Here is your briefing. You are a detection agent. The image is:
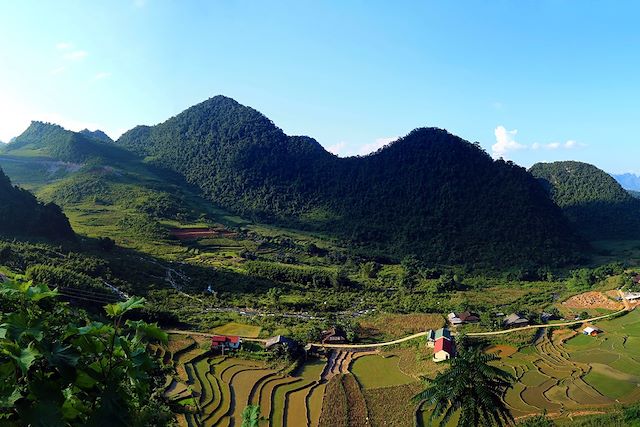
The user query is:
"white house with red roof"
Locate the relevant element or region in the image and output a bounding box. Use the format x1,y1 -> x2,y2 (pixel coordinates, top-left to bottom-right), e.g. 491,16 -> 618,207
211,335 -> 241,350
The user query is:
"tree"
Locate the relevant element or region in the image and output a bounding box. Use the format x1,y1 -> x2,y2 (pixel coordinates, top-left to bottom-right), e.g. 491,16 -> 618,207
241,404 -> 266,427
266,287 -> 282,309
413,345 -> 515,427
0,278 -> 171,425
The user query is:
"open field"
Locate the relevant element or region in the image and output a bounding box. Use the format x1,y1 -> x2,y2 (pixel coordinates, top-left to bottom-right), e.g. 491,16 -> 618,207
211,322 -> 262,338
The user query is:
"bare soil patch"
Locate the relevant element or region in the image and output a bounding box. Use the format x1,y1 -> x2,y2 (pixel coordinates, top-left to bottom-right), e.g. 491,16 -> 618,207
562,291 -> 623,311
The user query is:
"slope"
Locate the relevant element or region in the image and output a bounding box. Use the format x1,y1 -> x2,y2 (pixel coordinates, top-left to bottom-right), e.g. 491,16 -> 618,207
530,161 -> 640,241
0,168 -> 73,240
116,95 -> 580,267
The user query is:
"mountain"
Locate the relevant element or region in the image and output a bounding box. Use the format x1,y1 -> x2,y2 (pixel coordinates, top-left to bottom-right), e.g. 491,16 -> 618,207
612,173 -> 640,192
0,168 -> 74,239
1,121 -> 127,163
80,128 -> 113,143
0,122 -> 224,244
116,95 -> 581,267
530,161 -> 640,240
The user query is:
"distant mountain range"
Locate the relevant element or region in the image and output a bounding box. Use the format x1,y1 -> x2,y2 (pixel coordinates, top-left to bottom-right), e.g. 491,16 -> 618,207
6,95 -> 640,267
612,173 -> 640,192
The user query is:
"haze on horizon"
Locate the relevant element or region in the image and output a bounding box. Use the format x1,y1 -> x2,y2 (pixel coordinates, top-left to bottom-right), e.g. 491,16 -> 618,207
1,1 -> 639,173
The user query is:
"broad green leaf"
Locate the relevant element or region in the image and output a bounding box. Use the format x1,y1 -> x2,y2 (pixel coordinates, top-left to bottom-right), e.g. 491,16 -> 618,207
75,370 -> 98,390
5,343 -> 40,375
45,342 -> 79,369
0,387 -> 21,408
125,319 -> 168,344
104,296 -> 145,318
0,313 -> 44,342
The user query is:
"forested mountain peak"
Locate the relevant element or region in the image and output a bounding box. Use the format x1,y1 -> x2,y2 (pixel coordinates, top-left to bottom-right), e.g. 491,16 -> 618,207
4,121 -> 130,163
80,128 -> 113,143
530,161 -> 640,240
0,168 -> 74,239
114,96 -> 581,266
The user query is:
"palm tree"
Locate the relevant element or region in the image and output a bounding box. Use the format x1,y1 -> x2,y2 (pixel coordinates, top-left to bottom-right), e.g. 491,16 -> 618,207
241,405 -> 266,427
413,345 -> 515,426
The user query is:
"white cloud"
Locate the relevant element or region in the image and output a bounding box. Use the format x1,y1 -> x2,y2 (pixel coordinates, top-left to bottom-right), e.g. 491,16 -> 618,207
492,126 -> 524,159
64,50 -> 88,60
327,141 -> 346,156
356,136 -> 398,156
93,72 -> 112,80
56,42 -> 72,50
565,140 -> 577,148
492,125 -> 583,159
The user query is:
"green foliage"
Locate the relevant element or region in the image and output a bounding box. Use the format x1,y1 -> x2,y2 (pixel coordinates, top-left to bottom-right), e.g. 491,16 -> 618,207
530,161 -> 640,240
413,345 -> 515,427
0,168 -> 74,240
0,278 -> 172,425
115,96 -> 581,267
241,404 -> 265,427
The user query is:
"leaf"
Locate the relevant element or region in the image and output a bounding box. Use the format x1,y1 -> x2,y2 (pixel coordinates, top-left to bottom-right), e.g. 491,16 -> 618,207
61,387 -> 88,421
0,280 -> 57,302
45,341 -> 79,369
0,312 -> 44,342
0,342 -> 39,375
104,296 -> 145,318
75,370 -> 98,390
0,387 -> 21,409
125,319 -> 168,344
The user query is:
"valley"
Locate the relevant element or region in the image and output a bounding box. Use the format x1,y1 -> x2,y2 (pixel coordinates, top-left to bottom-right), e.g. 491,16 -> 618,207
1,100 -> 640,426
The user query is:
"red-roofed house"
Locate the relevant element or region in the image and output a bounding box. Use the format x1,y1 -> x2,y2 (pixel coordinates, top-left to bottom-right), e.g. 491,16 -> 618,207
211,335 -> 241,351
433,337 -> 455,362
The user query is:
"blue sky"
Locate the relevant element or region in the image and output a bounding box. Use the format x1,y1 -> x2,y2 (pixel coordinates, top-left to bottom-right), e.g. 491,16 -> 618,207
0,1 -> 639,173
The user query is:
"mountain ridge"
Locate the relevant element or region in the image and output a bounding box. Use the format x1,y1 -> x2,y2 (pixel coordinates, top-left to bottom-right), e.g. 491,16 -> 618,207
114,95 -> 582,266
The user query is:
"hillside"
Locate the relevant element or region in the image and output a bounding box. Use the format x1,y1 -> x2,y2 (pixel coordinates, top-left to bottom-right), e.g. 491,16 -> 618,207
0,123 -> 225,249
116,96 -> 581,267
0,168 -> 73,239
530,161 -> 640,240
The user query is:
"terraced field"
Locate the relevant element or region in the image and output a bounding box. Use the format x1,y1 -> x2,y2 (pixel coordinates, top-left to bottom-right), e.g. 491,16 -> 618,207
497,309 -> 640,419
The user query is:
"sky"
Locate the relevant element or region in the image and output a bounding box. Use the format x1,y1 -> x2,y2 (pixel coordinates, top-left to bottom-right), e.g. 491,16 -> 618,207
0,1 -> 639,173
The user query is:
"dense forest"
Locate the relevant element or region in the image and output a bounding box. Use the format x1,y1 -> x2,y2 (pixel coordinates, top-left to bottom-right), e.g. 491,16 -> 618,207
530,161 -> 640,240
0,168 -> 74,240
115,96 -> 581,267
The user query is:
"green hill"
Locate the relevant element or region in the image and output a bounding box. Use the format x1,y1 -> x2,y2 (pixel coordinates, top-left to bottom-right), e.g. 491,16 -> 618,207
0,123 -> 222,248
116,95 -> 581,267
530,161 -> 640,240
0,168 -> 73,240
1,121 -> 127,163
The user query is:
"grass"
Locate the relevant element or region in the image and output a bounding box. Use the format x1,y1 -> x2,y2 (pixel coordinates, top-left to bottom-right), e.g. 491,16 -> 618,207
357,312 -> 445,342
351,355 -> 416,389
584,370 -> 638,400
211,322 -> 262,338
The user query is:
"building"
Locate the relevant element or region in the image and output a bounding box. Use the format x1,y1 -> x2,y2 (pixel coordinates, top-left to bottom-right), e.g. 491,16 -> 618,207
624,292 -> 640,301
582,326 -> 601,336
503,313 -> 530,328
265,335 -> 297,350
211,335 -> 241,350
425,329 -> 436,348
447,312 -> 480,326
433,336 -> 455,362
320,327 -> 347,345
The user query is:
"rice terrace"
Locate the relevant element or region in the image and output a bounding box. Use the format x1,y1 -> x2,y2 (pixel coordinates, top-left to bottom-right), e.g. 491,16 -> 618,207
158,298 -> 640,427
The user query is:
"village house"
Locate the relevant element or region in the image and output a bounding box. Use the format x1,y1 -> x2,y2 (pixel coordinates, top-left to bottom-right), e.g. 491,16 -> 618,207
582,326 -> 601,337
447,311 -> 480,326
265,335 -> 297,350
503,313 -> 530,328
426,327 -> 451,348
320,327 -> 348,345
211,335 -> 241,351
624,292 -> 640,302
433,336 -> 455,362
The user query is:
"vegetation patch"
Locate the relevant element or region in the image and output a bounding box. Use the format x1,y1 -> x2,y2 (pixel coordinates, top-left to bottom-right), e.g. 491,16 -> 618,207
211,322 -> 262,338
351,355 -> 416,389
